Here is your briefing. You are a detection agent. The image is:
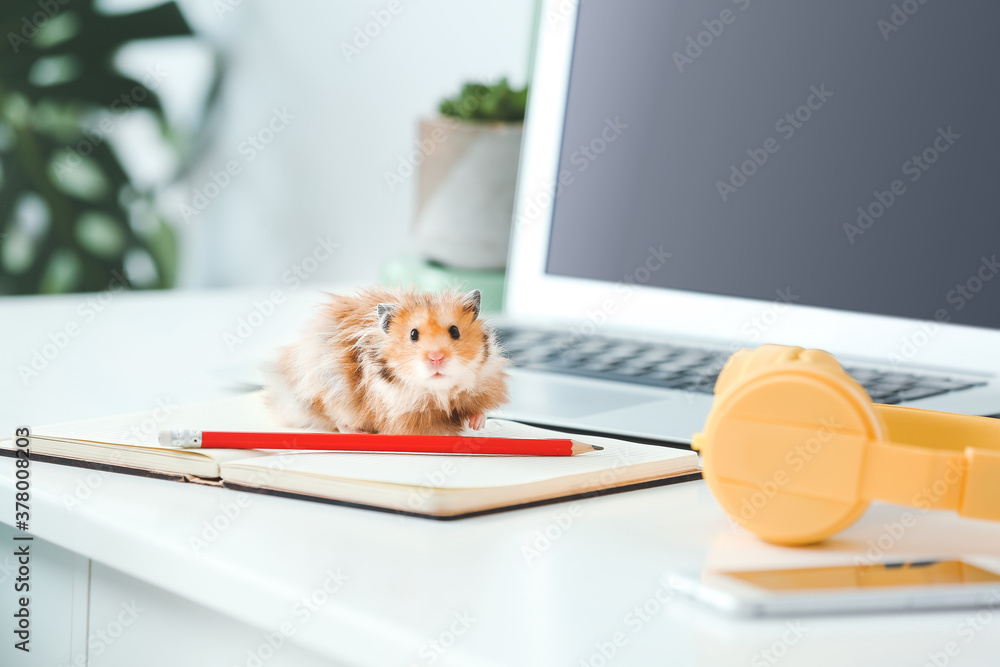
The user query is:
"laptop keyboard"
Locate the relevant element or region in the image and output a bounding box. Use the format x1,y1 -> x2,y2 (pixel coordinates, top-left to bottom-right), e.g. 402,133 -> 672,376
496,327 -> 986,405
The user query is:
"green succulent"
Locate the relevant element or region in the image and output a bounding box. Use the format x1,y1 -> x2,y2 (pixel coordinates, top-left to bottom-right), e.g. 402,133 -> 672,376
438,78 -> 528,123
0,0 -> 218,294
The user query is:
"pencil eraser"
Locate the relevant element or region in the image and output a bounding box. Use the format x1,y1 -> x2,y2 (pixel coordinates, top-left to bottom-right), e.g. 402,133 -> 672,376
159,429 -> 202,448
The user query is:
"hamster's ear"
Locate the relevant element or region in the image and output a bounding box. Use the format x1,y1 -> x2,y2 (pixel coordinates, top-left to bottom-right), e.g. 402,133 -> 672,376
461,289 -> 482,320
376,303 -> 397,333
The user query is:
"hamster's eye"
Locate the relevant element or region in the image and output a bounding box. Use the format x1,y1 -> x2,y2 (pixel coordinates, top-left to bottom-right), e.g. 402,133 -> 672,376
409,329 -> 419,342
448,325 -> 460,340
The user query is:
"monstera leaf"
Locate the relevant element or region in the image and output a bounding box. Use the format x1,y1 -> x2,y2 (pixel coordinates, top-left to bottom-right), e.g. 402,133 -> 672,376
0,0 -> 216,294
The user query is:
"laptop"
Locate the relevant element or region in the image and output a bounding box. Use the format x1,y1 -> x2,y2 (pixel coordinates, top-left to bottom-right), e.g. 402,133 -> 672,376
494,0 -> 1000,445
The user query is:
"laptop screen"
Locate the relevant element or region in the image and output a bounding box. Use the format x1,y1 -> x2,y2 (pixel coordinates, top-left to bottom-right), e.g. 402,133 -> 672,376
545,0 -> 1000,330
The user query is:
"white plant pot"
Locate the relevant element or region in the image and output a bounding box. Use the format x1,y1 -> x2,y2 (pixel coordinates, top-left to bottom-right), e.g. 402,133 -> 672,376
413,117 -> 522,270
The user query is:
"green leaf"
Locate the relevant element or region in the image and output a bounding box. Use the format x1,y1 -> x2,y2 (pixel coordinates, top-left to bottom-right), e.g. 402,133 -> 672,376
136,214 -> 178,288
38,246 -> 81,293
438,78 -> 529,123
0,0 -> 219,295
75,210 -> 125,259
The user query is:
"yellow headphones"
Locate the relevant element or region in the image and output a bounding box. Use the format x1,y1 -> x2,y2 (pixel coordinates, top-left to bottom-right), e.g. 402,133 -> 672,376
692,345 -> 1000,546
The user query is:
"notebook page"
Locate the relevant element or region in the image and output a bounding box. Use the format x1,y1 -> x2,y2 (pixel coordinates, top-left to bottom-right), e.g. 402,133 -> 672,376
27,392 -> 310,463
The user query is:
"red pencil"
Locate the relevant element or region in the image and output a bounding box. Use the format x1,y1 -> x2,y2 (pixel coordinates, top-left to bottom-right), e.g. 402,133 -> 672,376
158,429 -> 602,456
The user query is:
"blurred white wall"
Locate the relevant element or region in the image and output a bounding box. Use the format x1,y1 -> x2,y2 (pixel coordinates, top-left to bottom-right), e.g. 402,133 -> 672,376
159,0 -> 534,289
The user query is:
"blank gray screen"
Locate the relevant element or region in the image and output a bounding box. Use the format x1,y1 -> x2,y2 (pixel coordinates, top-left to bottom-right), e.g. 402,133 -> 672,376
545,0 -> 1000,329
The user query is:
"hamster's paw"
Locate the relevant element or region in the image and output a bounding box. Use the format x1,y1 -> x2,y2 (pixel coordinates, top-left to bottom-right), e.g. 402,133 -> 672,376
336,421 -> 367,434
468,413 -> 486,431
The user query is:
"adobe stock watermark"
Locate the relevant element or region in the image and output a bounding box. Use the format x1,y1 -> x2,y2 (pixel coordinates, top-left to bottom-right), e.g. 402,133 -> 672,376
578,576 -> 676,667
230,454 -> 299,491
521,504 -> 584,565
522,448 -> 632,565
514,116 -> 629,229
738,287 -> 801,342
7,0 -> 72,53
234,567 -> 350,667
340,0 -> 404,63
384,86 -> 576,193
677,286 -> 800,409
545,0 -> 586,27
199,455 -> 302,553
877,0 -> 934,42
398,434 -> 541,521
884,253 -> 997,369
188,455 -> 301,554
919,590 -> 1000,667
384,84 -> 499,192
178,107 -> 295,222
17,269 -> 131,385
57,600 -> 144,667
61,399 -> 174,512
0,556 -> 17,586
844,126 -> 959,245
212,0 -> 249,21
59,452 -> 122,512
551,243 -> 671,352
384,118 -> 457,193
223,235 -> 340,353
51,65 -> 170,180
404,611 -> 477,667
853,457 -> 964,566
751,621 -> 808,667
941,255 -> 998,314
716,84 -> 834,203
188,491 -> 253,556
672,0 -> 756,74
405,459 -> 460,512
727,417 -> 842,530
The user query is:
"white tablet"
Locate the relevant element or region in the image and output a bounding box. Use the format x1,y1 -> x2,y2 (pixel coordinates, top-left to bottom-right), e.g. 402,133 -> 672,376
668,560 -> 1000,617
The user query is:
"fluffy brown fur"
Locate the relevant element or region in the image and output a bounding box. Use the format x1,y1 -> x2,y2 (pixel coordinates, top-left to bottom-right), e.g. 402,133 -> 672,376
265,287 -> 509,435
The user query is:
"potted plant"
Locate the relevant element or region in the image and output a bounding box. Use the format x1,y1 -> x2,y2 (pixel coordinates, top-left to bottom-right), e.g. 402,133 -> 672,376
411,78 -> 528,271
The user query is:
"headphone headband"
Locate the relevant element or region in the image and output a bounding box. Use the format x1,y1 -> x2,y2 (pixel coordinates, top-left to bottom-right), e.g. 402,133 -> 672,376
870,404 -> 1000,521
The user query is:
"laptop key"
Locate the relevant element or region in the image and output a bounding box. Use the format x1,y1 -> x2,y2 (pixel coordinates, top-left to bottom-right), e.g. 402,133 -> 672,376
604,348 -> 641,362
635,352 -> 681,365
653,355 -> 707,371
914,377 -> 981,391
894,386 -> 950,402
590,363 -> 626,373
570,335 -> 612,348
846,367 -> 882,381
877,372 -> 921,386
515,351 -> 561,365
646,368 -> 688,381
546,357 -> 587,370
610,364 -> 655,377
674,379 -> 715,393
863,380 -> 906,393
616,356 -> 659,370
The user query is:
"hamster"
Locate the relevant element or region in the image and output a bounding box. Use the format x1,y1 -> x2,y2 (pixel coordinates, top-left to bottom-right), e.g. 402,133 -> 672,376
265,287 -> 509,436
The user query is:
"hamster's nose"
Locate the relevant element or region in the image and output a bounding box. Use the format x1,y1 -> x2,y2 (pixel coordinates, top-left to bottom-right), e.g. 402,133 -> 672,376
427,350 -> 445,366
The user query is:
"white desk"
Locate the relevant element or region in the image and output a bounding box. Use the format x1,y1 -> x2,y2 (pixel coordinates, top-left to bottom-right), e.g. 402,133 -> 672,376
2,288 -> 1000,666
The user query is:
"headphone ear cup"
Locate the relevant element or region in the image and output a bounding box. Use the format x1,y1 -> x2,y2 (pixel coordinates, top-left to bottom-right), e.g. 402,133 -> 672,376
714,345 -> 804,398
700,345 -> 878,545
798,348 -> 849,377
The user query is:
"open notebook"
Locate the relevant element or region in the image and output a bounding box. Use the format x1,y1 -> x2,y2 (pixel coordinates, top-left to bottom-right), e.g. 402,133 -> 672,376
0,393 -> 700,519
